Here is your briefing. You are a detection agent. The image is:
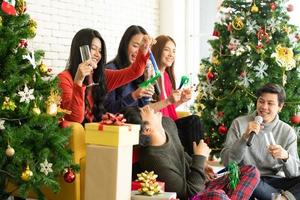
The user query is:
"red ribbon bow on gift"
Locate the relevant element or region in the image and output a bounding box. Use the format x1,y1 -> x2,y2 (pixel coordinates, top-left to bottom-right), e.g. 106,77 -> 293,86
98,112 -> 126,131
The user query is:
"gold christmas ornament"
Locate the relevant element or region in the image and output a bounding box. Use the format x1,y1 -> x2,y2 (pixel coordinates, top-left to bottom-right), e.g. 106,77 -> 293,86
232,17 -> 244,30
28,19 -> 37,38
32,104 -> 41,115
211,55 -> 220,65
251,4 -> 259,13
47,90 -> 61,105
47,103 -> 58,116
46,90 -> 61,116
57,107 -> 72,115
21,165 -> 33,181
6,145 -> 15,157
15,0 -> 26,15
39,62 -> 48,73
272,44 -> 296,70
2,97 -> 17,111
283,26 -> 291,34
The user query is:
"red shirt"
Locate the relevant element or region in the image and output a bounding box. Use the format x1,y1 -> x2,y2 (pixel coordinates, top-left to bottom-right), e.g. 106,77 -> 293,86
58,50 -> 149,123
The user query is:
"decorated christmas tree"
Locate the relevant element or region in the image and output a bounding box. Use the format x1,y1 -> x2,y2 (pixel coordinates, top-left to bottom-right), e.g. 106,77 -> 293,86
0,0 -> 78,199
193,0 -> 300,156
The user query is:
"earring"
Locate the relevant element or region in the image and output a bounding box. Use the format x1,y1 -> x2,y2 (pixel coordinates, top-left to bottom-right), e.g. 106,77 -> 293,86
144,127 -> 151,135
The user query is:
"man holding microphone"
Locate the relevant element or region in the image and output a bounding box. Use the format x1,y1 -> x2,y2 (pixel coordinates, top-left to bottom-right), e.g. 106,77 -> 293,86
221,83 -> 300,200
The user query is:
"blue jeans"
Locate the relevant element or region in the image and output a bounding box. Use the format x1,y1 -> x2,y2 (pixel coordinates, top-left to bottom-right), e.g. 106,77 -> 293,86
250,175 -> 300,200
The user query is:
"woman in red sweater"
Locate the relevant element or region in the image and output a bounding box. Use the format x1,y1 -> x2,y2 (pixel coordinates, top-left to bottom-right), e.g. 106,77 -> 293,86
58,28 -> 151,123
151,35 -> 204,156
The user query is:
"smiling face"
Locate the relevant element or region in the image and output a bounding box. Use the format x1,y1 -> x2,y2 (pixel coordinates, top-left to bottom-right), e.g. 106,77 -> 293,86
160,40 -> 176,68
90,37 -> 102,65
256,93 -> 283,123
128,33 -> 144,63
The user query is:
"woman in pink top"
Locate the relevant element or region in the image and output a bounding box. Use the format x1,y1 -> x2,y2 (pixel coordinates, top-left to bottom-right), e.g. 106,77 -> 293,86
151,35 -> 204,156
58,28 -> 151,123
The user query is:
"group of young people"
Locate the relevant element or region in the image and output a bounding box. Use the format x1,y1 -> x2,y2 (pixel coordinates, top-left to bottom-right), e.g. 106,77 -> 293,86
58,26 -> 300,200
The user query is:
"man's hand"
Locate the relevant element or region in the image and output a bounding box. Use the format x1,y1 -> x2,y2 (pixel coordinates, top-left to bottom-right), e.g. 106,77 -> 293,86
193,139 -> 211,158
242,120 -> 263,140
268,144 -> 289,160
204,163 -> 217,181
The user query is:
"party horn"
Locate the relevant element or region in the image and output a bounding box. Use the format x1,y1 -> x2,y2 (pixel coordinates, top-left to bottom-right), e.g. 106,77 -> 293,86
177,75 -> 189,90
139,50 -> 161,88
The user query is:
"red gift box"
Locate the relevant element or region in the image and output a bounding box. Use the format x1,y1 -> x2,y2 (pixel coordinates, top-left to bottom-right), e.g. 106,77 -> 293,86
131,181 -> 165,192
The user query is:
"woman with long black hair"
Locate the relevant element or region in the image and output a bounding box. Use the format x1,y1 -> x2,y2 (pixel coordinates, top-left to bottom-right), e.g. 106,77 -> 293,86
58,28 -> 152,123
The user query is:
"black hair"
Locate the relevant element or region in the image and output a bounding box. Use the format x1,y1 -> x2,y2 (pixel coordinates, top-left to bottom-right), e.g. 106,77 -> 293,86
256,83 -> 286,105
107,25 -> 148,97
66,28 -> 107,121
109,25 -> 147,68
119,106 -> 151,146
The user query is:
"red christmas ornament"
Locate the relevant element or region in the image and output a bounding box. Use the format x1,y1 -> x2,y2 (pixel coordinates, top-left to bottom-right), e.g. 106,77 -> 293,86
295,34 -> 300,42
240,71 -> 246,78
18,39 -> 28,48
257,28 -> 270,43
204,138 -> 210,145
256,43 -> 264,49
287,4 -> 294,12
212,30 -> 220,37
218,124 -> 228,135
290,115 -> 300,124
270,2 -> 277,11
217,111 -> 224,118
64,168 -> 76,183
1,1 -> 16,16
227,23 -> 233,32
206,71 -> 214,81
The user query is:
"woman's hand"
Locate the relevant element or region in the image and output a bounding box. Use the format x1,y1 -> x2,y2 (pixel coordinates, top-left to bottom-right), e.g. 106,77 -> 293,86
179,88 -> 192,103
74,59 -> 97,86
167,90 -> 181,104
139,35 -> 155,55
132,85 -> 155,100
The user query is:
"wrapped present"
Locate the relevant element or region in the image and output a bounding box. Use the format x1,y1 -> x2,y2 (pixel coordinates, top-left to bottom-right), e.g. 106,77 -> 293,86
85,144 -> 134,200
131,181 -> 165,192
131,191 -> 177,200
85,122 -> 140,146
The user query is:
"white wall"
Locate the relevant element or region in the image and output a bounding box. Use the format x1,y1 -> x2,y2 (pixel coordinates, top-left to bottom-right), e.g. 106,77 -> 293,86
288,0 -> 300,26
160,0 -> 186,80
27,0 -> 160,74
199,0 -> 218,60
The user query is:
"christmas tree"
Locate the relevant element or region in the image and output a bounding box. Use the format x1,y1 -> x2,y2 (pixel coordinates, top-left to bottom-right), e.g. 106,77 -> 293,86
0,0 -> 78,199
193,0 -> 300,156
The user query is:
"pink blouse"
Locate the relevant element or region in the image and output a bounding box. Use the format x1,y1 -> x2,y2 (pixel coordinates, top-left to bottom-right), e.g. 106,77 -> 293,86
160,72 -> 178,120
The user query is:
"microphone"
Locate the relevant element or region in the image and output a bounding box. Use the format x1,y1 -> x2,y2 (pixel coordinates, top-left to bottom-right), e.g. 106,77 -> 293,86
246,116 -> 263,147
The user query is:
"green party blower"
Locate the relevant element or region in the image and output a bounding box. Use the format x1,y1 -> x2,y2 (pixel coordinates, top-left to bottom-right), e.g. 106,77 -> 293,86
217,162 -> 239,189
139,50 -> 161,89
177,75 -> 189,90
